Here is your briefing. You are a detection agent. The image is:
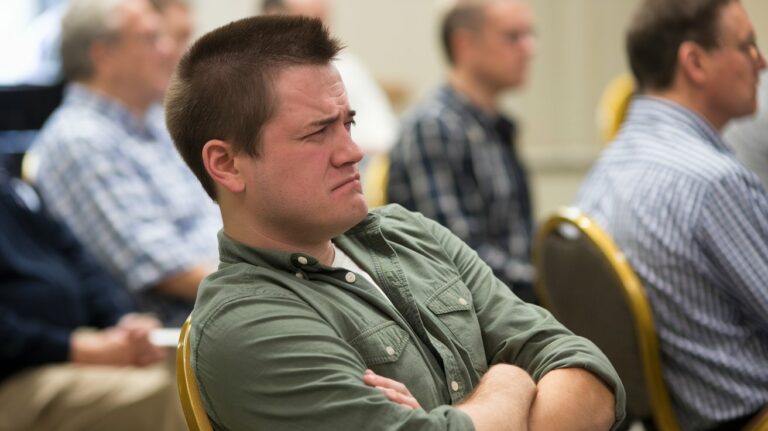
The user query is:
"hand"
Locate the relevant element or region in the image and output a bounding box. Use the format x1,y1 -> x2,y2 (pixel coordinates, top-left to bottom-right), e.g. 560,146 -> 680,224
70,314 -> 168,367
363,369 -> 422,410
117,313 -> 168,366
70,328 -> 137,366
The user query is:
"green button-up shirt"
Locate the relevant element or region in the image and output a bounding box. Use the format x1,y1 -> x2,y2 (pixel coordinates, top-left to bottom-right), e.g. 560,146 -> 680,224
192,204 -> 626,430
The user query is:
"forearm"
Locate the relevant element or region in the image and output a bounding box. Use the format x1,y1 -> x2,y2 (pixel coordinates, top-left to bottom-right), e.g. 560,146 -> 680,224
457,364 -> 537,431
153,264 -> 213,300
529,368 -> 616,431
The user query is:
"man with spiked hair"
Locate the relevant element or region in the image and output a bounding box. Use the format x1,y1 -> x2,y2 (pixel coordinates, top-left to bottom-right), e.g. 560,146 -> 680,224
166,14 -> 625,430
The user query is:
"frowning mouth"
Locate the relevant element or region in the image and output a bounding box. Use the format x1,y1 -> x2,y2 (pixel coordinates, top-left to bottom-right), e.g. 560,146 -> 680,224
332,173 -> 361,192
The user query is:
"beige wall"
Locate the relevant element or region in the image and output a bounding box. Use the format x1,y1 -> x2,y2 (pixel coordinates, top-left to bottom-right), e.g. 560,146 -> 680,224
192,0 -> 768,219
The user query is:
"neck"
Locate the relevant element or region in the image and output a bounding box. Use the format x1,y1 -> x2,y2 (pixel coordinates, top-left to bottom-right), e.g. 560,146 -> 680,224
220,199 -> 337,266
646,86 -> 727,132
83,78 -> 153,118
449,68 -> 499,114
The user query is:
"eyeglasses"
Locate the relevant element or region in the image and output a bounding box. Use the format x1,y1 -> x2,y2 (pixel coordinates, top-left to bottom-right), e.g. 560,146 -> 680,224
720,38 -> 764,64
502,29 -> 536,45
737,40 -> 763,63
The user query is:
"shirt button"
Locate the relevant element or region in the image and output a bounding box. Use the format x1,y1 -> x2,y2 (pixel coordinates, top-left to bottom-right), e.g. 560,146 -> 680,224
295,272 -> 304,279
458,298 -> 468,306
385,346 -> 396,356
297,256 -> 308,265
451,381 -> 459,392
345,272 -> 356,283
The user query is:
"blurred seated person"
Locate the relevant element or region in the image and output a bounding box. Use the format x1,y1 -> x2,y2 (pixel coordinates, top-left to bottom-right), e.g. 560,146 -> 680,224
0,173 -> 184,431
575,0 -> 768,428
387,0 -> 537,303
32,0 -> 220,326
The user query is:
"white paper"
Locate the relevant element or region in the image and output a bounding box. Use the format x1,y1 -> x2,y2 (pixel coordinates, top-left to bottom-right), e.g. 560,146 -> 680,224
149,328 -> 182,347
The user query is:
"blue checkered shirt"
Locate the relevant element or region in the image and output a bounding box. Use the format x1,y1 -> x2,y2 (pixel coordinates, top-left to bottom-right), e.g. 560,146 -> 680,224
387,85 -> 534,302
32,84 -> 220,323
576,96 -> 768,430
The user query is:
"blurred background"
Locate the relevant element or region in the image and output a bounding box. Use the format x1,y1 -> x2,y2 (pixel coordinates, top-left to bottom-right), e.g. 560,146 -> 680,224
3,0 -> 768,219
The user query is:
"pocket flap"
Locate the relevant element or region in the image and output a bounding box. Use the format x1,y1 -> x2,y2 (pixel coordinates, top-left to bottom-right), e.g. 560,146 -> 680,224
426,277 -> 472,315
349,322 -> 410,365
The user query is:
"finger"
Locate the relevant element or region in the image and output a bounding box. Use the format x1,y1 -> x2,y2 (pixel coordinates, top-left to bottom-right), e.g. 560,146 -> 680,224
375,386 -> 420,410
363,372 -> 411,396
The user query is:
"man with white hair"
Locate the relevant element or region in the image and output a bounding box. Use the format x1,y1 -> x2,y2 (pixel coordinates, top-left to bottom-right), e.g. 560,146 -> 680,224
32,0 -> 219,326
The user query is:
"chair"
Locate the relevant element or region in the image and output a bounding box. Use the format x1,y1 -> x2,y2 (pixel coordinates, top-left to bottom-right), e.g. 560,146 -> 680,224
534,207 -> 678,431
177,317 -> 213,431
596,73 -> 635,144
363,154 -> 390,208
746,409 -> 768,431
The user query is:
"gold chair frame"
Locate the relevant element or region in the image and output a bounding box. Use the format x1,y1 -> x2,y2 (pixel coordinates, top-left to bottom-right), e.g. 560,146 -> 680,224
177,317 -> 213,431
534,207 -> 679,431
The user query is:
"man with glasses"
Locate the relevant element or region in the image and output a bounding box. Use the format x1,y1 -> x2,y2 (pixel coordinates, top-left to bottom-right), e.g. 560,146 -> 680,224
388,0 -> 537,303
31,0 -> 219,326
576,0 -> 768,429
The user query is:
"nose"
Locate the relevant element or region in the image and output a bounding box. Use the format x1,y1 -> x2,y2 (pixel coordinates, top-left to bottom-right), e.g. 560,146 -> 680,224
331,123 -> 363,167
521,33 -> 536,57
331,126 -> 364,168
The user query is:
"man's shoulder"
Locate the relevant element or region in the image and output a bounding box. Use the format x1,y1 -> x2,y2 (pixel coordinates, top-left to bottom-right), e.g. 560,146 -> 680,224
400,87 -> 470,130
193,262 -> 308,328
369,204 -> 429,229
362,204 -> 452,250
34,104 -> 126,155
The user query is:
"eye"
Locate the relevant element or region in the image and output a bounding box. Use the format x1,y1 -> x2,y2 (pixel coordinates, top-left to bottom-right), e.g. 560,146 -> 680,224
303,127 -> 327,139
344,119 -> 356,131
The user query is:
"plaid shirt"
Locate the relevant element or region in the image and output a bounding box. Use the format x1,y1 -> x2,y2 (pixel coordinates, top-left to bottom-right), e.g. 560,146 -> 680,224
387,85 -> 534,302
576,96 -> 768,430
32,84 -> 220,324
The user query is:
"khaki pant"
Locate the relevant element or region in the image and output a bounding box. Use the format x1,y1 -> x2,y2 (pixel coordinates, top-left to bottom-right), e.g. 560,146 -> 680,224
0,363 -> 186,431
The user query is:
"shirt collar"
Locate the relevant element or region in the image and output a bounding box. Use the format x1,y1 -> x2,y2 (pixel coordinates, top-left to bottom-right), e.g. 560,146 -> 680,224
63,83 -> 163,140
217,212 -> 382,274
627,95 -> 732,154
439,84 -> 513,130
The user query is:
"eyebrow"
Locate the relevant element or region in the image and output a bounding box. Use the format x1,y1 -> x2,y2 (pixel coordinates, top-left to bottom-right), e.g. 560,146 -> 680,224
306,110 -> 357,129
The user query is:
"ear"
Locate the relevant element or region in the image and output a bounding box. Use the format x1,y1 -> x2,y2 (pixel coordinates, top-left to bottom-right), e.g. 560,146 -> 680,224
677,41 -> 708,86
452,28 -> 477,65
202,139 -> 245,194
89,40 -> 112,76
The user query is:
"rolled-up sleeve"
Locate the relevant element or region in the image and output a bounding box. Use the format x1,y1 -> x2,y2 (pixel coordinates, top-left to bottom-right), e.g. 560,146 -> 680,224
417,212 -> 627,427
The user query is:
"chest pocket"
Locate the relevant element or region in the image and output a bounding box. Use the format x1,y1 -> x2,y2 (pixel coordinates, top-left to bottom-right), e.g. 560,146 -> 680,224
425,277 -> 487,372
348,321 -> 444,410
349,321 -> 409,365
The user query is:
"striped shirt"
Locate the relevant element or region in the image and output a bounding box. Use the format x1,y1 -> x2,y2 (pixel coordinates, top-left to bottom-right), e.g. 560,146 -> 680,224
32,84 -> 220,324
387,85 -> 534,302
575,96 -> 768,430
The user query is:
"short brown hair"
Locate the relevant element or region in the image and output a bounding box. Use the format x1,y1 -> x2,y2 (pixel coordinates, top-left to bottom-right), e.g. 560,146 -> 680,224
441,0 -> 487,65
627,0 -> 736,92
165,16 -> 342,200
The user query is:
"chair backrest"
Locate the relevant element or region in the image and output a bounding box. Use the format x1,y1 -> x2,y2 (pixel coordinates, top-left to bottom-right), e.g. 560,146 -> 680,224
534,207 -> 678,431
745,408 -> 768,431
363,154 -> 389,208
177,317 -> 214,431
596,73 -> 635,144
